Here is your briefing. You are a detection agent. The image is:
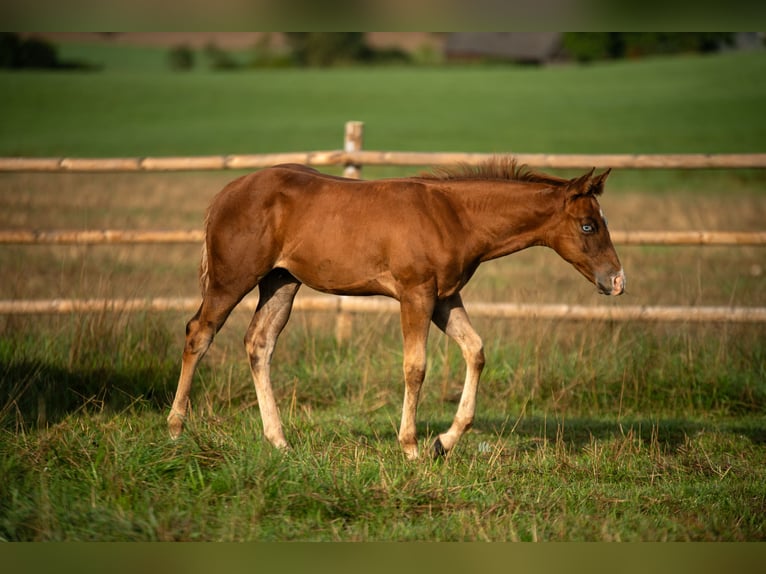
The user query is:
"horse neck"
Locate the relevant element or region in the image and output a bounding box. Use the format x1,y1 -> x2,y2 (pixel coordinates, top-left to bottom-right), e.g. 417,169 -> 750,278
449,180 -> 562,262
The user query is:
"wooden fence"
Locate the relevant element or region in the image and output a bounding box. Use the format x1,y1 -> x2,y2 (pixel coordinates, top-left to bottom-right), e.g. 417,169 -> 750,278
1,297 -> 764,324
1,121 -> 765,325
2,229 -> 766,246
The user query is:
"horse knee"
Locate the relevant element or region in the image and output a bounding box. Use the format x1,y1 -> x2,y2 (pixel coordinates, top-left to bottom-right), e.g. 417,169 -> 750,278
244,329 -> 266,366
464,337 -> 485,371
403,361 -> 426,387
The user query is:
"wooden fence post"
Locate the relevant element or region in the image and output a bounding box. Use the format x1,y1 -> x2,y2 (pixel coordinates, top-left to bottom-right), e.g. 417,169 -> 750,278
343,121 -> 364,179
336,121 -> 365,343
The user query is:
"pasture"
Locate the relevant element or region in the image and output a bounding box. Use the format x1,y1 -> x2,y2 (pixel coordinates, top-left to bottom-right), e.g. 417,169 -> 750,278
1,49 -> 765,541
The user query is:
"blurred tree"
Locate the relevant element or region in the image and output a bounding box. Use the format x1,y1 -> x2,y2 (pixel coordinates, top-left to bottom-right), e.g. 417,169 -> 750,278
562,33 -> 614,63
563,32 -> 735,63
168,44 -> 195,71
0,33 -> 20,67
204,42 -> 240,70
0,33 -> 59,68
285,33 -> 373,66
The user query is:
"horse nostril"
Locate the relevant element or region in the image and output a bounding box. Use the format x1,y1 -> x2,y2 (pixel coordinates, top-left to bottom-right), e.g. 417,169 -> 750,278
612,271 -> 625,295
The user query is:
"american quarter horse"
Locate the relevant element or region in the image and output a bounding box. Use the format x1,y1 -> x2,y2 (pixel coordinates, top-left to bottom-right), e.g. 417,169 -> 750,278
168,158 -> 625,459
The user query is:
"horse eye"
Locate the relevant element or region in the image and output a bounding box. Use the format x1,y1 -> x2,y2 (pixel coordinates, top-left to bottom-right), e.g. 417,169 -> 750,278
581,224 -> 595,233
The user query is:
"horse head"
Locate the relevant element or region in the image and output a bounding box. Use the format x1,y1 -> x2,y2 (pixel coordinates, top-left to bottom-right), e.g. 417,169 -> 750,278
547,168 -> 625,296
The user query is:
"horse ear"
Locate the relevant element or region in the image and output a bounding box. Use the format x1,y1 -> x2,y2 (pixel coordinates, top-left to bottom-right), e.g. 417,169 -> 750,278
588,168 -> 611,196
566,167 -> 595,198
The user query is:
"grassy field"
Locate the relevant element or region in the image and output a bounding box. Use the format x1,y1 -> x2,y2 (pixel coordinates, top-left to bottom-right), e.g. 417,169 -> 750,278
1,50 -> 765,157
1,48 -> 765,541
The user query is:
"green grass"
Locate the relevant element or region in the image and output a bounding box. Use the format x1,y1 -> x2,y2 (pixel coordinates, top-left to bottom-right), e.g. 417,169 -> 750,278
0,310 -> 764,541
1,47 -> 765,541
3,408 -> 765,541
1,51 -> 765,157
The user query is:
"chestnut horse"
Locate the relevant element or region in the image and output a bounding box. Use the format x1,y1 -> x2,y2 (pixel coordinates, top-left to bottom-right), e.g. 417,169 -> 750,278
168,158 -> 625,459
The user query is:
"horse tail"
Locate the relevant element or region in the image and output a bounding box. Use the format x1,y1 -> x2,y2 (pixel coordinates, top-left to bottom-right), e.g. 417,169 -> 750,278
198,210 -> 211,296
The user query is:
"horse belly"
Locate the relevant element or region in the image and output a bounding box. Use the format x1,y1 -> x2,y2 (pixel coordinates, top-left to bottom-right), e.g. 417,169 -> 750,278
275,239 -> 400,298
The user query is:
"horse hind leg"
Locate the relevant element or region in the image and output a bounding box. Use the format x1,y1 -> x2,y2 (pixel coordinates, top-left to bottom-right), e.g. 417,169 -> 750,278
244,269 -> 301,450
168,287 -> 243,439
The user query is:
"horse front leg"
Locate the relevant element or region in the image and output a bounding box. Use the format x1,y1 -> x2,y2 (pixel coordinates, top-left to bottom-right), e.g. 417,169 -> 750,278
432,294 -> 485,457
397,288 -> 436,460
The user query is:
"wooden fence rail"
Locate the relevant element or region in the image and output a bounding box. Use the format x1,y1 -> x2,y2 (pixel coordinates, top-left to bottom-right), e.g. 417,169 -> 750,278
2,121 -> 765,324
2,229 -> 766,246
2,151 -> 766,172
1,296 -> 764,323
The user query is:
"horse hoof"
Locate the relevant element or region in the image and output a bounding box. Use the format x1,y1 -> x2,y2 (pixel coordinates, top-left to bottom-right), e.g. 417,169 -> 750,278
400,443 -> 419,460
167,411 -> 185,440
432,437 -> 448,458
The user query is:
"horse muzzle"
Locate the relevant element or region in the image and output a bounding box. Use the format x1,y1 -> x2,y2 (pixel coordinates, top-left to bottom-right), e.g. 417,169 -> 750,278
597,268 -> 626,296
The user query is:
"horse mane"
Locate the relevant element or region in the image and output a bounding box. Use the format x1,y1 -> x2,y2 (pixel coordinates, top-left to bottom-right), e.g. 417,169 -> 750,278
422,156 -> 569,187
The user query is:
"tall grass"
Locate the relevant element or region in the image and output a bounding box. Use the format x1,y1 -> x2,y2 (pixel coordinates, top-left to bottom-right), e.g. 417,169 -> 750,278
7,307 -> 762,431
0,312 -> 177,431
1,307 -> 764,541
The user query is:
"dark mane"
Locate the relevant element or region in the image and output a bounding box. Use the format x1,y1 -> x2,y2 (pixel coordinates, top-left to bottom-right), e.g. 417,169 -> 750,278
422,157 -> 568,187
